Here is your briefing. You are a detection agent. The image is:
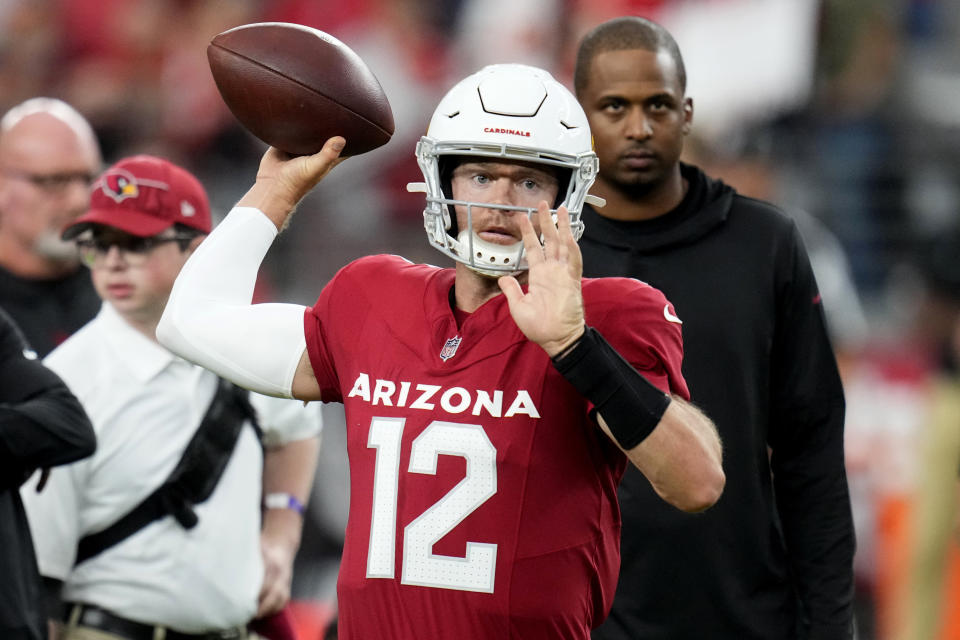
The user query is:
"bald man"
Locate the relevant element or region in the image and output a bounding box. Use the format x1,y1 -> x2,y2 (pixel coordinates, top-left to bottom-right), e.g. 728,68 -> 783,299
0,98 -> 102,355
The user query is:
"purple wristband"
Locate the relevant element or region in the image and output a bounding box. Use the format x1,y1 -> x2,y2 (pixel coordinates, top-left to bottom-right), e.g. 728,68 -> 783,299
263,492 -> 305,515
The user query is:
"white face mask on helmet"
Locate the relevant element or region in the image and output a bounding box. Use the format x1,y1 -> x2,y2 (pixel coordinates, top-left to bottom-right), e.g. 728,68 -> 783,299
407,63 -> 603,278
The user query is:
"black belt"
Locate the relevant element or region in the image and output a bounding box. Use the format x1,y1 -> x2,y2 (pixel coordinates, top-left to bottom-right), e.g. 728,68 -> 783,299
65,603 -> 246,640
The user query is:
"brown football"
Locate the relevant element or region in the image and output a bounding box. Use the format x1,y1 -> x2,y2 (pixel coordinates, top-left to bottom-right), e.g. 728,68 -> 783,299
207,22 -> 394,157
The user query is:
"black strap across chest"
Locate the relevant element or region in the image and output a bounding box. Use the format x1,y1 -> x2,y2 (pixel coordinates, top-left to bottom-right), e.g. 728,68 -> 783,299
75,379 -> 259,565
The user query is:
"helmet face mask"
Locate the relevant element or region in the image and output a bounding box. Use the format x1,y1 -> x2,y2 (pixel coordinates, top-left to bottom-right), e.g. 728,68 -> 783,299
409,64 -> 598,278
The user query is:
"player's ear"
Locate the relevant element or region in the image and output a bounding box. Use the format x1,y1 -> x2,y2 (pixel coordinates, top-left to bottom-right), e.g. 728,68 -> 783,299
0,176 -> 13,212
682,98 -> 693,135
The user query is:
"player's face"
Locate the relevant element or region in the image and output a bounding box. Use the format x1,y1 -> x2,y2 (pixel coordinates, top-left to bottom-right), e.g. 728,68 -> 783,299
83,228 -> 198,328
0,114 -> 100,262
579,48 -> 692,195
450,159 -> 560,244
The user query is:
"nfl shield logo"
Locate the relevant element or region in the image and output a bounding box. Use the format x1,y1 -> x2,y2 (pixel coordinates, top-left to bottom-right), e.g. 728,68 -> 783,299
440,336 -> 462,361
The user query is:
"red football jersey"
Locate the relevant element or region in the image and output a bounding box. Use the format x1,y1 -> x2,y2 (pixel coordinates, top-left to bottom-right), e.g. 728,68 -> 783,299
303,255 -> 687,639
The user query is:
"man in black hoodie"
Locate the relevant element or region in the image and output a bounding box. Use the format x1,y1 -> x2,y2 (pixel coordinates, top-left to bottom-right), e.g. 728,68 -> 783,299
576,16 -> 855,640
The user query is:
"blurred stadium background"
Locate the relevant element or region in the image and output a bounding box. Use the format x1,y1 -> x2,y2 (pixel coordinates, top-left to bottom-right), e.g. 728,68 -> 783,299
5,0 -> 960,638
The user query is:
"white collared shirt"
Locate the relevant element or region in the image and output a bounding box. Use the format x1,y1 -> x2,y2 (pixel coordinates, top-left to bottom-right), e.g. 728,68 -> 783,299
21,303 -> 321,632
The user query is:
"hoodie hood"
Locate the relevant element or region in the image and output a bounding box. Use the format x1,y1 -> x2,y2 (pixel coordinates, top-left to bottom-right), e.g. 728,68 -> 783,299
580,163 -> 735,254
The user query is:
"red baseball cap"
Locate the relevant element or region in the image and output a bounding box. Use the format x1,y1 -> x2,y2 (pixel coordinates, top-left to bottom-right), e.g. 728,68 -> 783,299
62,155 -> 211,239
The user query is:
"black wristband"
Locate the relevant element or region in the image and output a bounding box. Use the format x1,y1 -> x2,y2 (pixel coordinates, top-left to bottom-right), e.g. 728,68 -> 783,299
552,326 -> 672,450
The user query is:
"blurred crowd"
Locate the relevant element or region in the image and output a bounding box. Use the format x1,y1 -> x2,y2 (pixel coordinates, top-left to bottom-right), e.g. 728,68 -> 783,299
4,0 -> 960,638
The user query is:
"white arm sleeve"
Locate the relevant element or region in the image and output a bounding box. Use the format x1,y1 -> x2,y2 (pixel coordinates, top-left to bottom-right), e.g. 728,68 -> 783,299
156,206 -> 307,398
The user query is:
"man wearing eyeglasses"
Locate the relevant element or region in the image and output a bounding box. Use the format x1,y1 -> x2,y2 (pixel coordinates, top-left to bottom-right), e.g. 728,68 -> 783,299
21,155 -> 321,640
0,98 -> 103,356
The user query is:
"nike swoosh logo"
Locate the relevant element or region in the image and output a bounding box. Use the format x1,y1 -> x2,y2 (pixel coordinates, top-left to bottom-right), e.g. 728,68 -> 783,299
663,304 -> 682,324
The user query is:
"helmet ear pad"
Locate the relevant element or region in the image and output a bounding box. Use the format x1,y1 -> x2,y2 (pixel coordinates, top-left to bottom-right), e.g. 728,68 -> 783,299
439,156 -> 460,236
553,169 -> 572,209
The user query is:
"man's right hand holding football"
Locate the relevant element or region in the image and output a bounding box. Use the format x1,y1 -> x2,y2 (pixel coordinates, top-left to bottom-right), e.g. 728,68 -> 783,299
237,136 -> 347,230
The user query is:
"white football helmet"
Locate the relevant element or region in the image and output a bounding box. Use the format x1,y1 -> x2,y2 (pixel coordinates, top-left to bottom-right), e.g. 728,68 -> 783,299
407,64 -> 602,277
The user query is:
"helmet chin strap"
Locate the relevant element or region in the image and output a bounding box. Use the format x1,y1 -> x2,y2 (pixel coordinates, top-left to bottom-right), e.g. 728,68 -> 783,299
455,229 -> 526,278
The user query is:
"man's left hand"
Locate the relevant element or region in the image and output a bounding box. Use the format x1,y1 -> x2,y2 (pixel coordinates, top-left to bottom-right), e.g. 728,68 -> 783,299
498,201 -> 585,357
257,530 -> 297,617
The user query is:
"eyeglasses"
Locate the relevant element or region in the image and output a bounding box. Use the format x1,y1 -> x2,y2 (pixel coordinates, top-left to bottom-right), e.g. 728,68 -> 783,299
2,167 -> 95,194
76,234 -> 198,268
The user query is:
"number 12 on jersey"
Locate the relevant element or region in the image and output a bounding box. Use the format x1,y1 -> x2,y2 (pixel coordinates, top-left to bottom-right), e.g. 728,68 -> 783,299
365,417 -> 498,593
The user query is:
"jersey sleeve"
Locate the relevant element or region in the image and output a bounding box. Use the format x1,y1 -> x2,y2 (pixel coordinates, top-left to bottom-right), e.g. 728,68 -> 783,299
303,273 -> 349,404
585,277 -> 690,400
303,257 -> 412,404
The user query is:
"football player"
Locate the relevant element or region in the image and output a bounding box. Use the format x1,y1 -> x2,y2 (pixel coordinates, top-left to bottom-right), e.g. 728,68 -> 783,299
158,63 -> 724,639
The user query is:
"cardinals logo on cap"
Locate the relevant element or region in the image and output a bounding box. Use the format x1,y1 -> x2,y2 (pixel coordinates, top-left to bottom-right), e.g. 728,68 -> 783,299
98,169 -> 170,204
